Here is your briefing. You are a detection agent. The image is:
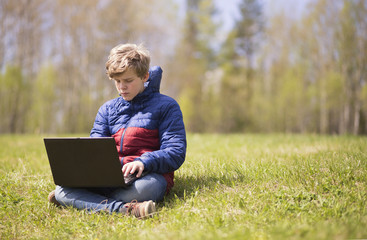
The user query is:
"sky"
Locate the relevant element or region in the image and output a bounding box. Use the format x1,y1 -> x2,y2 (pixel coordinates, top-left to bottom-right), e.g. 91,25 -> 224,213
173,0 -> 313,30
214,0 -> 313,31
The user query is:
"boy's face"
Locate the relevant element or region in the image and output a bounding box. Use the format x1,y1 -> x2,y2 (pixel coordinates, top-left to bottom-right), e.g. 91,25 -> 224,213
113,68 -> 149,101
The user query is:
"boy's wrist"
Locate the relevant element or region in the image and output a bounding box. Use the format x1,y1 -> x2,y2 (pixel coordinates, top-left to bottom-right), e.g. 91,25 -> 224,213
134,158 -> 149,172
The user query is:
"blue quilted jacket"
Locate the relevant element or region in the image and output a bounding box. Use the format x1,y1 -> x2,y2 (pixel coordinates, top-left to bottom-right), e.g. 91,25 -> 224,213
90,66 -> 186,192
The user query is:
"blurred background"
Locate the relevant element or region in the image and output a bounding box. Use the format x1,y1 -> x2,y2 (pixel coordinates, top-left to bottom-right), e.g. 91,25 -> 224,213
0,0 -> 366,135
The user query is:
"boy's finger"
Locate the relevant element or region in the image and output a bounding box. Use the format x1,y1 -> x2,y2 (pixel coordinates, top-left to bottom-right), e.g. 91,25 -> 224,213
130,164 -> 137,174
124,164 -> 133,176
136,167 -> 143,178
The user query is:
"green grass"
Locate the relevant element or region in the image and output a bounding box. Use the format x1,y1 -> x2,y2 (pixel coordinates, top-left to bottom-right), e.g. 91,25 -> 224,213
0,134 -> 366,239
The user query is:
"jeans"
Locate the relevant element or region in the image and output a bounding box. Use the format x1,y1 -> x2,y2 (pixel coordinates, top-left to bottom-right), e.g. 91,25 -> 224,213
54,173 -> 167,213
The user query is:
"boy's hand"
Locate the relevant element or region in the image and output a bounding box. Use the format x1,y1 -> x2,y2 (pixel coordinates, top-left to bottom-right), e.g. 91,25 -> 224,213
122,161 -> 145,178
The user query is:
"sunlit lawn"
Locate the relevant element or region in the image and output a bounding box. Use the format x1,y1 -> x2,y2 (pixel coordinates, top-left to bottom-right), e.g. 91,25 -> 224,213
0,134 -> 366,239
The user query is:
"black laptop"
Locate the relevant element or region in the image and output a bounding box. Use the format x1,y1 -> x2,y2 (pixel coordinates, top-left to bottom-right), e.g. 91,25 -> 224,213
44,137 -> 127,188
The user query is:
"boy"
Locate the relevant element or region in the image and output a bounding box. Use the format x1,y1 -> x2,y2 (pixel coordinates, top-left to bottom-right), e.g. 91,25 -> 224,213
48,43 -> 186,218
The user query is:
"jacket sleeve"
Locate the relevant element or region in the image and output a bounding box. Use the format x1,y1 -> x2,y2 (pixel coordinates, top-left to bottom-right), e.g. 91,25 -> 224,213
136,99 -> 186,174
90,103 -> 111,137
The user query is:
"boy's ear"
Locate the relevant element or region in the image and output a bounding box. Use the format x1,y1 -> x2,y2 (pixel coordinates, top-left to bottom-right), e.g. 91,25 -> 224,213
143,72 -> 149,82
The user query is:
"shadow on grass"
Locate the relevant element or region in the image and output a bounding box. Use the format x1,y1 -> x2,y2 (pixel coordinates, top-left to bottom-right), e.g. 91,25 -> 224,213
165,172 -> 248,203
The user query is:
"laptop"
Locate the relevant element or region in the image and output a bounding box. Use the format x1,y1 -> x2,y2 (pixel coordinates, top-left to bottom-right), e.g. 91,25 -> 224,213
44,137 -> 127,188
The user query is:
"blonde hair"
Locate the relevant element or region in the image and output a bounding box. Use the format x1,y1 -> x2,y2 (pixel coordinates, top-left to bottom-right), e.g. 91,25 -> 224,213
105,43 -> 150,79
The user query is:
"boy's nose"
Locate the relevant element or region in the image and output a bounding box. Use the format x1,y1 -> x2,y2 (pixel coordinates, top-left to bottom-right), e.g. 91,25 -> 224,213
118,83 -> 127,90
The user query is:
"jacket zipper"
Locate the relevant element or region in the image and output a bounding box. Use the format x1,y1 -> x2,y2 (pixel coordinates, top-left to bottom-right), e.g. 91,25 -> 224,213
120,100 -> 135,155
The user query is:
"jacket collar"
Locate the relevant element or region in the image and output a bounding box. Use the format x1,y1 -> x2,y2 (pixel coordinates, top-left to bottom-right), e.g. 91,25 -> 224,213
146,66 -> 162,93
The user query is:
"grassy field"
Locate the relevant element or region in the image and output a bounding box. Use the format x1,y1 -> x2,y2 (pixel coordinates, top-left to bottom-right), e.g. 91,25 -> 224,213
0,134 -> 366,239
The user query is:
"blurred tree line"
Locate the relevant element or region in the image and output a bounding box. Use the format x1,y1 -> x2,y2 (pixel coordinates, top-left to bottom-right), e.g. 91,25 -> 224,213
1,0 -> 366,135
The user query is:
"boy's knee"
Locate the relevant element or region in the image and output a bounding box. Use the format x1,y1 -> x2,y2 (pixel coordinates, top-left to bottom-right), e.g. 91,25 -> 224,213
135,174 -> 167,201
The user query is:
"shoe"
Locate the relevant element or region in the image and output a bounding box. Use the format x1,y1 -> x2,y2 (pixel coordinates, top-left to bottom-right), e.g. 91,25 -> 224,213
48,190 -> 61,207
120,200 -> 156,219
